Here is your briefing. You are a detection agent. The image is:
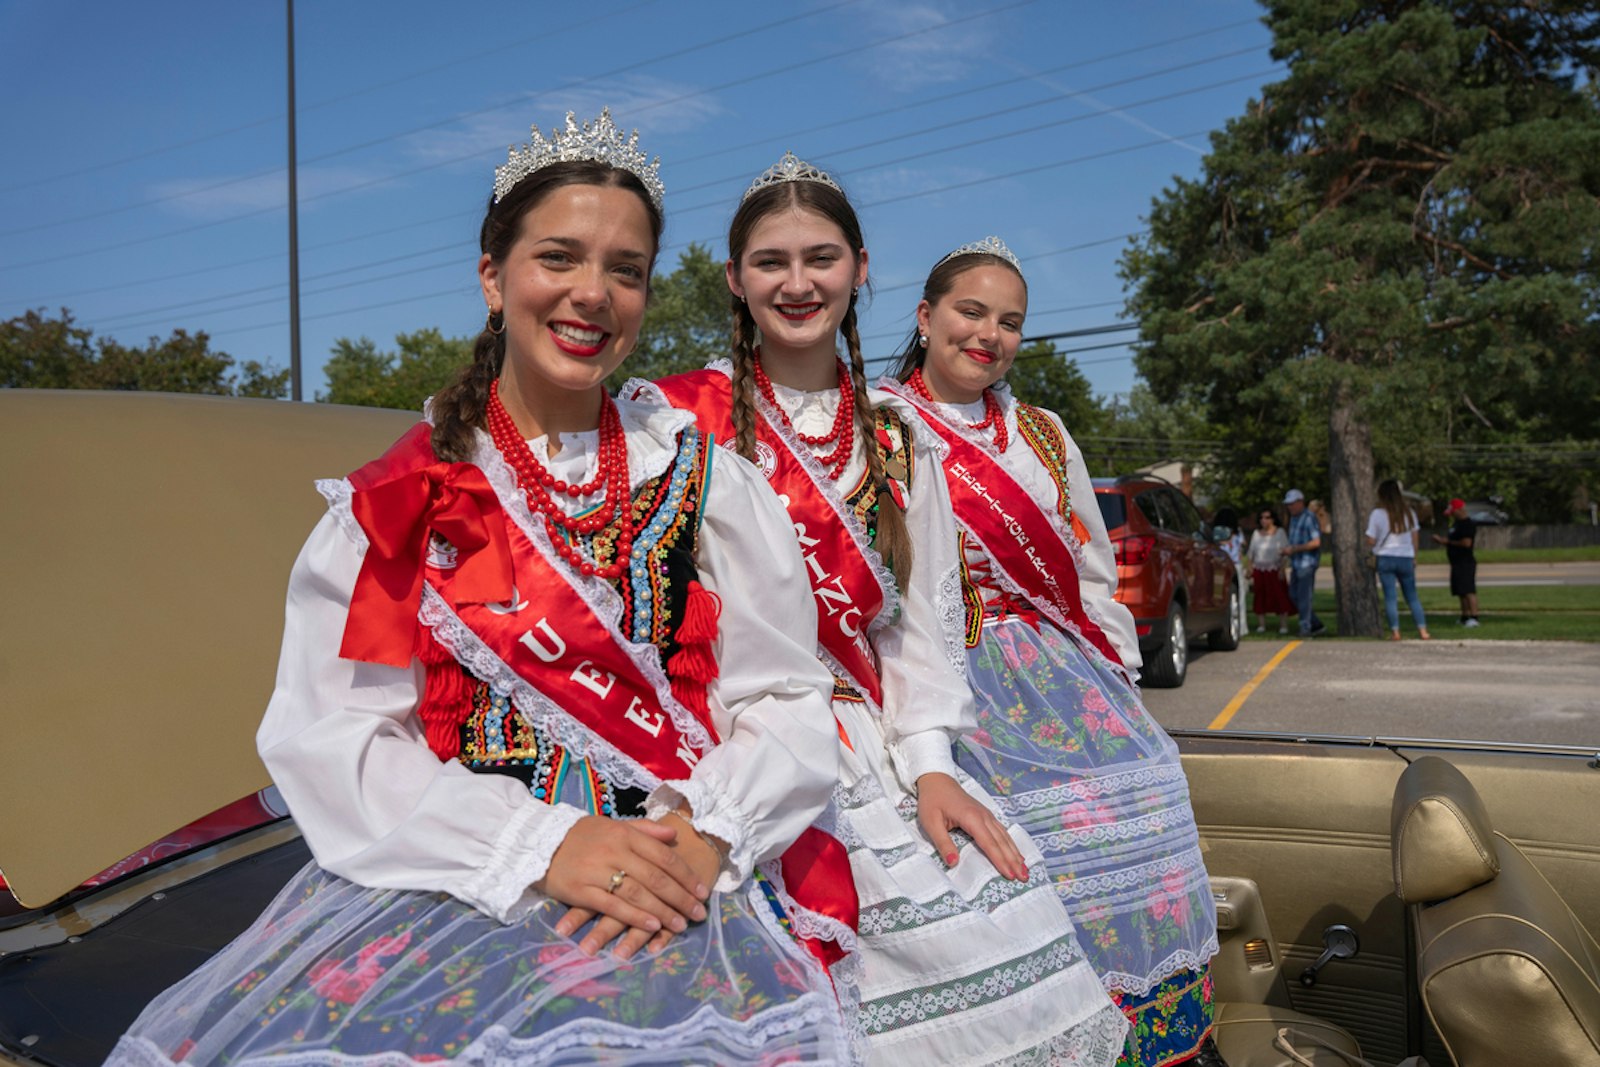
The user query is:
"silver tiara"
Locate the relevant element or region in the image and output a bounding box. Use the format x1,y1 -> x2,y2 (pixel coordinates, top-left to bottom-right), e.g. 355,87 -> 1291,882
493,108 -> 664,209
938,235 -> 1021,272
741,150 -> 842,202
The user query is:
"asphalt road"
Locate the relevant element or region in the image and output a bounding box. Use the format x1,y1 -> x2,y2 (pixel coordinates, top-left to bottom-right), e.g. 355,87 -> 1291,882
1141,637 -> 1600,748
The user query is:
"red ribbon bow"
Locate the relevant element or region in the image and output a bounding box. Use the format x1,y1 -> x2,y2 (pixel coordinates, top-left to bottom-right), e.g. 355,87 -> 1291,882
340,464 -> 515,667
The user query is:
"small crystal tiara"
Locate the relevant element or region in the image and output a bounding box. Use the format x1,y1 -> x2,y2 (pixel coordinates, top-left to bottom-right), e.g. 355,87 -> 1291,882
493,108 -> 664,209
938,235 -> 1022,272
742,150 -> 842,202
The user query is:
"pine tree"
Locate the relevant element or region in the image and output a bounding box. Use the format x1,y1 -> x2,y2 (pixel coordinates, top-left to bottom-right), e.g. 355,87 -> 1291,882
1121,0 -> 1600,635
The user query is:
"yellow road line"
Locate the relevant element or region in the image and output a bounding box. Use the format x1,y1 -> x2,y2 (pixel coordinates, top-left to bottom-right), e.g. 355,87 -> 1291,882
1208,641 -> 1303,730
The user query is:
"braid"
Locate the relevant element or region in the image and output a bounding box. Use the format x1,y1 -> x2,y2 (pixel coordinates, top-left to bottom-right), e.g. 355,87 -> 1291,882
842,298 -> 913,591
431,324 -> 504,462
728,298 -> 760,463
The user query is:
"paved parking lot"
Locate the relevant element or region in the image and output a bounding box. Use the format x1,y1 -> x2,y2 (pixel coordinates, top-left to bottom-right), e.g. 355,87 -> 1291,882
1141,637 -> 1600,748
1315,559 -> 1600,589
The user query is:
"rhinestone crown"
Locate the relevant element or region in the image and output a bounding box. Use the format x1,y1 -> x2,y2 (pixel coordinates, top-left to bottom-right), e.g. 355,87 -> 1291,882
939,235 -> 1022,272
494,108 -> 663,209
742,150 -> 842,202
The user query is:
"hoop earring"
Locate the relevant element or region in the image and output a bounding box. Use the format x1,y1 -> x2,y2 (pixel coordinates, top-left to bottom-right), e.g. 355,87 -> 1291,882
486,310 -> 506,336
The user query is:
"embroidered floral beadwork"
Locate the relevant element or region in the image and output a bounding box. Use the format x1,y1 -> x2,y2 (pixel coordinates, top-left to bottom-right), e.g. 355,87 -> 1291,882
1015,405 -> 1072,528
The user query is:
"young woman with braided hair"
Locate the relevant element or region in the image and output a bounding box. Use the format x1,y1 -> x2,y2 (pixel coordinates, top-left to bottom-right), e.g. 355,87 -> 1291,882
112,112 -> 860,1067
632,154 -> 1125,1066
879,239 -> 1224,1067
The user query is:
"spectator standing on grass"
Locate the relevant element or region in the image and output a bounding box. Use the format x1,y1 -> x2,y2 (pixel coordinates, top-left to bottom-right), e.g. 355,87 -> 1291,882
1308,498 -> 1333,551
1283,489 -> 1326,637
1433,497 -> 1479,627
1366,479 -> 1431,641
1247,507 -> 1293,634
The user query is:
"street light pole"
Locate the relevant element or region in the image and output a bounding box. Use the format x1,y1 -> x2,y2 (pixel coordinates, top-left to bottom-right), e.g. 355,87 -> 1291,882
286,0 -> 303,401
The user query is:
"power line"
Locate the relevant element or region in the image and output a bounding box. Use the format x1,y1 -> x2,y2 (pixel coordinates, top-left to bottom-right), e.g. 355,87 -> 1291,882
0,0 -> 1029,275
11,29 -> 1259,304
0,0 -> 669,196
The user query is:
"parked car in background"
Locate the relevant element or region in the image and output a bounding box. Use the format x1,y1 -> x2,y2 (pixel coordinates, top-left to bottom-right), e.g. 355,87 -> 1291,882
1092,475 -> 1241,687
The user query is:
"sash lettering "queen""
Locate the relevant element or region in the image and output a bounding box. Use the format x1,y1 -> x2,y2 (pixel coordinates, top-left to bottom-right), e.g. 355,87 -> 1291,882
334,422 -> 858,964
645,369 -> 895,708
883,383 -> 1124,670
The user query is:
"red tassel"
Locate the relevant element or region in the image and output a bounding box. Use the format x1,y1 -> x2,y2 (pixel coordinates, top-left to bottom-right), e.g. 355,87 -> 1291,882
675,580 -> 721,645
414,626 -> 473,761
668,580 -> 721,727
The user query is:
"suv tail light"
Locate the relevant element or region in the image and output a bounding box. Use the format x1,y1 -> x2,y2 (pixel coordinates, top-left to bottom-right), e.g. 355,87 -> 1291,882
1114,534 -> 1155,566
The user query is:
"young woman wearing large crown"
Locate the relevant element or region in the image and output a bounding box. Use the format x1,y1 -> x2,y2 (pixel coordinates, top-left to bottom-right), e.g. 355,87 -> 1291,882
630,156 -> 1126,1066
111,112 -> 859,1067
877,241 -> 1223,1067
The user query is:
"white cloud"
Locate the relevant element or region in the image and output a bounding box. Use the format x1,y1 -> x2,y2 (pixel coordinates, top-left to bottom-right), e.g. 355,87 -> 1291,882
403,76 -> 726,165
150,164 -> 383,220
854,4 -> 994,91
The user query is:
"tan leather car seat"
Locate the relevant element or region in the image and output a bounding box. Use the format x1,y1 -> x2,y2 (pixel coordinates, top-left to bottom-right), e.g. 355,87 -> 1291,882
1391,756 -> 1600,1067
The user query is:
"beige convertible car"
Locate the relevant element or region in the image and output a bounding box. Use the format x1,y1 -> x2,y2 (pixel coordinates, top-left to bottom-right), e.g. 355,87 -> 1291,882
2,391 -> 1597,1067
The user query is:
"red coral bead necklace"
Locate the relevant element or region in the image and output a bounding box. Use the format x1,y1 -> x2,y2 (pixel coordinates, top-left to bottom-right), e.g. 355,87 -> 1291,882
908,367 -> 1008,451
752,353 -> 854,480
486,380 -> 634,579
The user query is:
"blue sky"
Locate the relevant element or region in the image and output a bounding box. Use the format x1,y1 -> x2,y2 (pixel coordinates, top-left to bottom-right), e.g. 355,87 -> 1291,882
0,0 -> 1282,401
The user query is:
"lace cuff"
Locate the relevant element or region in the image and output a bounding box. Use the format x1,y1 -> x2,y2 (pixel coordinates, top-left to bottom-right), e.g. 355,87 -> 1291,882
644,778 -> 751,892
458,800 -> 585,924
892,728 -> 960,793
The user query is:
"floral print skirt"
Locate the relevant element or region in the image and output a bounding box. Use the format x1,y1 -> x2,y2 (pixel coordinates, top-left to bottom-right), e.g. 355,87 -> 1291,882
1111,968 -> 1214,1067
109,861 -> 851,1066
954,616 -> 1218,1016
830,696 -> 1128,1067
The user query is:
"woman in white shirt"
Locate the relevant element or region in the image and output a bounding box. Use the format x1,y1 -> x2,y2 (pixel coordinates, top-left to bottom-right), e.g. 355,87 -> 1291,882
113,112 -> 857,1067
1365,479 -> 1431,640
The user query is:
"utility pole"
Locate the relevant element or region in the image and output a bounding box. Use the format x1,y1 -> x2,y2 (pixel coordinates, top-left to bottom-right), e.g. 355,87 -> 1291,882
286,0 -> 303,401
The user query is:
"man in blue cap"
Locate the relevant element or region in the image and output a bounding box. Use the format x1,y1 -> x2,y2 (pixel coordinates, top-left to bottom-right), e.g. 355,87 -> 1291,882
1282,489 -> 1327,637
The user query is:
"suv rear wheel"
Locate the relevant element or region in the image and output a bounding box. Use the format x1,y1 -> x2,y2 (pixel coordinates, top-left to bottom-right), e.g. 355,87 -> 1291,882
1143,601 -> 1188,688
1208,580 -> 1242,651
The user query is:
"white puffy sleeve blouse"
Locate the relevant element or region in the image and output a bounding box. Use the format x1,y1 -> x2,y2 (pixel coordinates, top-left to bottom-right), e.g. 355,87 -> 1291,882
256,401 -> 839,923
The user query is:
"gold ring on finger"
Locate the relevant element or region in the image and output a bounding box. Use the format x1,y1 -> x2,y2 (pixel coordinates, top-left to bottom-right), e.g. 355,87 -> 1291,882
607,869 -> 628,894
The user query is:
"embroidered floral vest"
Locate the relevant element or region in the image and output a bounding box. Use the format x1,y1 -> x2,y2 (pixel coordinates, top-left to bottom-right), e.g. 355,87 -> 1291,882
432,427 -> 714,817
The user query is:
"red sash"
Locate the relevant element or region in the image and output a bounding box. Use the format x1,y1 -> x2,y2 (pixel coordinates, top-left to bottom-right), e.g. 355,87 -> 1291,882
336,422 -> 858,964
885,385 -> 1125,670
647,369 -> 894,708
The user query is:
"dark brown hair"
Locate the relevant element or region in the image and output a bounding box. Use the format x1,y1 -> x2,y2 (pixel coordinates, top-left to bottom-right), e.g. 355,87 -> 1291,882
430,161 -> 664,462
891,252 -> 1028,382
1378,478 -> 1413,535
726,179 -> 913,589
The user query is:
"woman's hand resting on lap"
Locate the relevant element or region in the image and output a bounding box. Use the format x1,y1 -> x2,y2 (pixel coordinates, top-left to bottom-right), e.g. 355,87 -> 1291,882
536,814 -> 712,959
916,771 -> 1030,882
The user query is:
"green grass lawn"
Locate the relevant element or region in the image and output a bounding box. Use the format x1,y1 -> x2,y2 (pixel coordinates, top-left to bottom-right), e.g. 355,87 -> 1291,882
1244,583 -> 1600,641
1414,545 -> 1600,564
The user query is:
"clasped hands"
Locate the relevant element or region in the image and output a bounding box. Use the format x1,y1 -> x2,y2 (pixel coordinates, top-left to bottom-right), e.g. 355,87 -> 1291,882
537,811 -> 722,960
538,773 -> 1028,960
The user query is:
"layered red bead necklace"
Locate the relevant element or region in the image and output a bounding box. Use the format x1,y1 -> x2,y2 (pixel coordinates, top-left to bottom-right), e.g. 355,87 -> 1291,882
908,367 -> 1008,451
486,380 -> 634,579
752,353 -> 854,480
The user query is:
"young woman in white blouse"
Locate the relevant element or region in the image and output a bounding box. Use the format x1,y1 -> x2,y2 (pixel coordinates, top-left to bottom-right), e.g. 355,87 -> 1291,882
1366,478 -> 1431,640
880,239 -> 1222,1067
112,113 -> 859,1067
633,159 -> 1124,1066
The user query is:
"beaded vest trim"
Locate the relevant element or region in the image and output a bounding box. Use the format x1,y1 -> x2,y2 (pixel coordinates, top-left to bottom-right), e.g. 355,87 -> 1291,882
1015,404 -> 1073,530
445,427 -> 713,815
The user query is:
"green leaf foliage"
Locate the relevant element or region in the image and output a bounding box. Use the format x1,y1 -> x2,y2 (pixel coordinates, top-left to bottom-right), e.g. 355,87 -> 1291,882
319,328 -> 470,411
1,307 -> 289,398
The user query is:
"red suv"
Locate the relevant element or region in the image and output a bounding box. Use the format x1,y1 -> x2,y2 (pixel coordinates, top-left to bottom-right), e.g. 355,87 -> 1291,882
1092,476 -> 1241,687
